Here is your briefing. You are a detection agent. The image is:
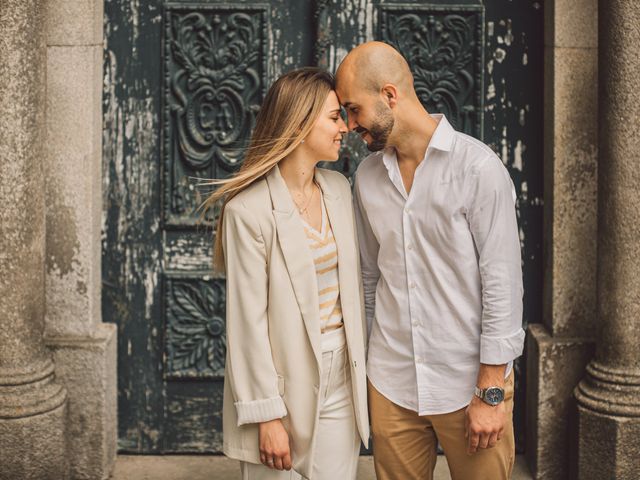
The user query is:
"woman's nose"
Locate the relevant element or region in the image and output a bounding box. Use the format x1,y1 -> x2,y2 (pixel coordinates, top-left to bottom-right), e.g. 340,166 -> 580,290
338,117 -> 348,133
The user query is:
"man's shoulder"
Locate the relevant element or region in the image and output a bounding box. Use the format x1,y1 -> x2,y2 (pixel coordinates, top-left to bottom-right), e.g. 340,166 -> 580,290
354,151 -> 385,185
451,131 -> 501,170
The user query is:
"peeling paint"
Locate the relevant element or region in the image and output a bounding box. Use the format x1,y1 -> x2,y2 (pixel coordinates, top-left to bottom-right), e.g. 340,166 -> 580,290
501,126 -> 509,164
493,48 -> 507,63
514,140 -> 524,171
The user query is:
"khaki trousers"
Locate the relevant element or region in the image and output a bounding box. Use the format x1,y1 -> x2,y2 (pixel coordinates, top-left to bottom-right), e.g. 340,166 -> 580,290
368,372 -> 515,480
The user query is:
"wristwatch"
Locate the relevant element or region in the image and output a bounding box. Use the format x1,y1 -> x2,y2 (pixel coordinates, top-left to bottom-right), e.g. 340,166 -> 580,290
474,385 -> 505,406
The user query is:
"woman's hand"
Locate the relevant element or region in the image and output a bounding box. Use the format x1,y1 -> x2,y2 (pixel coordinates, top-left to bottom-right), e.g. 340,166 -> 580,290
258,419 -> 292,471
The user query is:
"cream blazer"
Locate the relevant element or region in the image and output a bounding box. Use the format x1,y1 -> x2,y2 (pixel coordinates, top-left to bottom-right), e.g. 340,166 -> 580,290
221,165 -> 369,478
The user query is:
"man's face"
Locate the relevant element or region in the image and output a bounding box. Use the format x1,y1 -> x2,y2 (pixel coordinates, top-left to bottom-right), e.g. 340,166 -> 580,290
336,85 -> 395,152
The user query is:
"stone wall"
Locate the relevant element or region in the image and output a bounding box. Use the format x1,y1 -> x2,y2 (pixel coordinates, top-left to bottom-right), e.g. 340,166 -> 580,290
0,1 -> 117,479
43,0 -> 118,479
526,0 -> 598,478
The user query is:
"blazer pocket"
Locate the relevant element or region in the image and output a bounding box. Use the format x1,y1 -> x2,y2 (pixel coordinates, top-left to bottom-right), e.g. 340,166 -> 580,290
277,375 -> 285,396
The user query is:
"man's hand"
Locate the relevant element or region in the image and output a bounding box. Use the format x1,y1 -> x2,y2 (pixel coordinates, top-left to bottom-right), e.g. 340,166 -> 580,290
465,363 -> 508,454
258,419 -> 292,470
465,394 -> 506,454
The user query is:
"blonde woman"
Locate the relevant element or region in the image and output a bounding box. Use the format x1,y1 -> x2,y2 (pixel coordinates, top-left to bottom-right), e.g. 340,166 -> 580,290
203,68 -> 369,480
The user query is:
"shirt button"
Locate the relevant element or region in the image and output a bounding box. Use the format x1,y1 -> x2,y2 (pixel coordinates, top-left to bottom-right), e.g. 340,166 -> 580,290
410,282 -> 416,289
404,207 -> 410,214
407,244 -> 413,251
415,356 -> 422,364
412,320 -> 420,327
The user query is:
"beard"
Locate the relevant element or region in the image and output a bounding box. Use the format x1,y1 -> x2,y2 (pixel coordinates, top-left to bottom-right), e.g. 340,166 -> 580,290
365,101 -> 395,152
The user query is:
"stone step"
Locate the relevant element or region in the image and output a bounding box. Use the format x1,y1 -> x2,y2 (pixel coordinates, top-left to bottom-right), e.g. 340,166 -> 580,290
111,454 -> 533,479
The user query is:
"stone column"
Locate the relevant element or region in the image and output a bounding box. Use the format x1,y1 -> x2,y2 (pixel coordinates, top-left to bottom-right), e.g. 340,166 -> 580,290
574,1 -> 640,478
0,1 -> 69,479
43,0 -> 118,479
526,0 -> 598,478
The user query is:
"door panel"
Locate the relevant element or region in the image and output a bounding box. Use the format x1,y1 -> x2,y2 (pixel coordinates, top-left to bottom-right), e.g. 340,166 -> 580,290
103,0 -> 542,453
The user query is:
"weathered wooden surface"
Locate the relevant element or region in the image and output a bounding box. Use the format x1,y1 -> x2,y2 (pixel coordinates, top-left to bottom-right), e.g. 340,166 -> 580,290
103,0 -> 542,453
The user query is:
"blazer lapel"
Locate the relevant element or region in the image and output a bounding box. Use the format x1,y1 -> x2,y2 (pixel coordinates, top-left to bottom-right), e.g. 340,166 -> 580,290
315,170 -> 357,347
266,166 -> 322,366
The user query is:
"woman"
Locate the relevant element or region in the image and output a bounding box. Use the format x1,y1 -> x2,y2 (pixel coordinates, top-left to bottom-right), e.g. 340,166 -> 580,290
202,68 -> 369,480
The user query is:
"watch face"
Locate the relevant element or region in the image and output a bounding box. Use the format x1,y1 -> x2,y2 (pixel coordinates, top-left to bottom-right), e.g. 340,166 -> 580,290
485,387 -> 504,405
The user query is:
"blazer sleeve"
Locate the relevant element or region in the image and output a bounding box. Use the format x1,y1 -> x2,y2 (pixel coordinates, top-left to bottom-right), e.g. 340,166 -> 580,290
353,173 -> 381,340
222,201 -> 287,426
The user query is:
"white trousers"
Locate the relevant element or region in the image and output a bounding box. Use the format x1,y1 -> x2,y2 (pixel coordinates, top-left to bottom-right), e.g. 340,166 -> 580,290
240,327 -> 361,480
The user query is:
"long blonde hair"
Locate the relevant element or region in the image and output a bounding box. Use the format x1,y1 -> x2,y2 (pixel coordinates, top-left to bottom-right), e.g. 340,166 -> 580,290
201,67 -> 335,271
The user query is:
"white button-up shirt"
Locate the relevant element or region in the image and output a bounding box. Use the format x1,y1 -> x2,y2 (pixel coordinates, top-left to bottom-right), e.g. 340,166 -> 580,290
354,114 -> 525,415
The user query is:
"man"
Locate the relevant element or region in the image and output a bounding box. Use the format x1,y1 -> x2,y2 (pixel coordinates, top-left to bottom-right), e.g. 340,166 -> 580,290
335,42 -> 525,480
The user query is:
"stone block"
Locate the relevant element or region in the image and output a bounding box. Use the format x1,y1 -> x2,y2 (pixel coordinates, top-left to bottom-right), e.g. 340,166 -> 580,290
525,324 -> 594,480
543,46 -> 598,338
45,44 -> 103,337
577,406 -> 640,479
46,323 -> 118,480
545,0 -> 597,48
46,0 -> 103,46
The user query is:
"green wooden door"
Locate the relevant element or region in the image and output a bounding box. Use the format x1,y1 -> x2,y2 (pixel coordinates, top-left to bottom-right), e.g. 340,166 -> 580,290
103,0 -> 542,453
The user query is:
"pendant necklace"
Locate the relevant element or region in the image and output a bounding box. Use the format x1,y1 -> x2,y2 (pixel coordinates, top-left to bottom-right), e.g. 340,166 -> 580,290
294,181 -> 317,218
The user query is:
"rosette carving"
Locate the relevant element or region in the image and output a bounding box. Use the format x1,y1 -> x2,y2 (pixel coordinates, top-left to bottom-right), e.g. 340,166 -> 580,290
165,277 -> 226,378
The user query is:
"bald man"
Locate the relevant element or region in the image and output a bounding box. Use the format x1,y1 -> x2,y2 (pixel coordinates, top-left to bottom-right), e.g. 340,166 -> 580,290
335,42 -> 524,480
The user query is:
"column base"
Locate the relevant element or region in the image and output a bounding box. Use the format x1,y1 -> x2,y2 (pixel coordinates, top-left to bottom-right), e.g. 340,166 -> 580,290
525,324 -> 594,480
46,322 -> 118,480
575,361 -> 640,479
0,353 -> 69,480
0,400 -> 69,480
576,405 -> 640,479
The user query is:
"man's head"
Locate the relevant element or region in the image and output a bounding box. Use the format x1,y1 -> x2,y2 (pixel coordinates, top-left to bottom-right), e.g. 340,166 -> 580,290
335,42 -> 414,152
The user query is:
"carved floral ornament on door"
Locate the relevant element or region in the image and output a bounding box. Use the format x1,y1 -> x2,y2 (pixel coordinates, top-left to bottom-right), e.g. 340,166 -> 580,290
164,6 -> 267,225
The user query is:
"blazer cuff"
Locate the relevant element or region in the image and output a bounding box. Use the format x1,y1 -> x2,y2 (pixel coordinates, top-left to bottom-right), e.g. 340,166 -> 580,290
479,329 -> 526,365
235,396 -> 287,426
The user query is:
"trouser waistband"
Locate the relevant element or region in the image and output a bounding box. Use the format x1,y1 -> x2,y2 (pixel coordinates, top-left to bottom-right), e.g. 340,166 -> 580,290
321,325 -> 346,352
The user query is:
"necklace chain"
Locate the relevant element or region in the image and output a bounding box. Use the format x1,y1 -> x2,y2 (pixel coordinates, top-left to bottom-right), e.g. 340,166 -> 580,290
293,181 -> 318,217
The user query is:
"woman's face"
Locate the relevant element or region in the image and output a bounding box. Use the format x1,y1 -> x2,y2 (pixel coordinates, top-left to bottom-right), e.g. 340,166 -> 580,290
302,90 -> 348,162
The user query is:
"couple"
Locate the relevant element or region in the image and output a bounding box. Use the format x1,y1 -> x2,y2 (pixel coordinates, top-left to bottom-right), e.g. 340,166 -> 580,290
206,42 -> 525,480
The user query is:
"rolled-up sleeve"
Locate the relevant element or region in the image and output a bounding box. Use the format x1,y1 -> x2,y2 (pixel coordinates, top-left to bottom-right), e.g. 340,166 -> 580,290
465,155 -> 525,365
353,174 -> 380,339
223,202 -> 287,425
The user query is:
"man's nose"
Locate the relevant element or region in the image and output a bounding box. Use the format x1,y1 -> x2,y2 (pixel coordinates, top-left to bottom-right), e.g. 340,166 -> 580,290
347,114 -> 358,131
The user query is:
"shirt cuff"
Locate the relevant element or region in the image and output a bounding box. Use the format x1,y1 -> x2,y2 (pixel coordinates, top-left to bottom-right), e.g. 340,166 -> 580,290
480,329 -> 526,365
235,396 -> 287,426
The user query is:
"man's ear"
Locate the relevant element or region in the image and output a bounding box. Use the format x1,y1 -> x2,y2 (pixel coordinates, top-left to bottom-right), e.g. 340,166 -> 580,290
381,84 -> 399,108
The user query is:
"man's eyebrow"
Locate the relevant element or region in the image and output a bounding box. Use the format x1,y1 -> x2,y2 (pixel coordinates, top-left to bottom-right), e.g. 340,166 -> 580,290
341,101 -> 353,108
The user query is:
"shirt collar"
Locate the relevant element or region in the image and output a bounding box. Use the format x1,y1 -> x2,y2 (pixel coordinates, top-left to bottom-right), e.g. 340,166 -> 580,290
426,114 -> 455,152
381,113 -> 455,172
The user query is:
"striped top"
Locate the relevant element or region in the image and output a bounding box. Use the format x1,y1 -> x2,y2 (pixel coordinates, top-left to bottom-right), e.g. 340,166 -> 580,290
301,191 -> 343,333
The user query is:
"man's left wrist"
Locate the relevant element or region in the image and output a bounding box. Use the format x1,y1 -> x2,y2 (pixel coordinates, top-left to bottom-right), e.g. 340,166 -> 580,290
474,385 -> 505,406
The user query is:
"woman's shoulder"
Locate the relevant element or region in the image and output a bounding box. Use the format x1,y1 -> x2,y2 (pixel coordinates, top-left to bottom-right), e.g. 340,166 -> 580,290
316,167 -> 352,194
225,177 -> 271,214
